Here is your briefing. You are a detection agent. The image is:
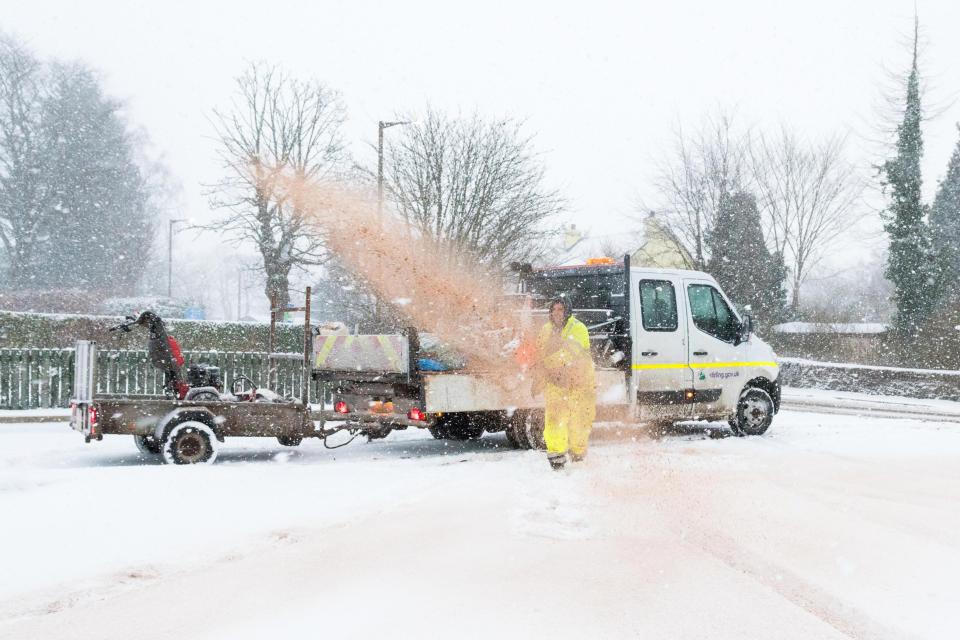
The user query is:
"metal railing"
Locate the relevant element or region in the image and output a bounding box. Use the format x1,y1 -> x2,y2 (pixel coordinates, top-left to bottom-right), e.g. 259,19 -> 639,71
0,348 -> 312,410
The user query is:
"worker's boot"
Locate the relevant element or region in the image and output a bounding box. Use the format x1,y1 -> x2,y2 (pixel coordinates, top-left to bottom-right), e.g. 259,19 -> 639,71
548,452 -> 567,471
569,451 -> 586,463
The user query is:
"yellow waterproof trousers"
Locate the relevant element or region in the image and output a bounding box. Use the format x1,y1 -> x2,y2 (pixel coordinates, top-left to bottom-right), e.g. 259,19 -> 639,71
543,382 -> 596,458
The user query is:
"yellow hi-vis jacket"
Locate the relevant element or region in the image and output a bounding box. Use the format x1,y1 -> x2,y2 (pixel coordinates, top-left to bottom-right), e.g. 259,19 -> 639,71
537,316 -> 595,390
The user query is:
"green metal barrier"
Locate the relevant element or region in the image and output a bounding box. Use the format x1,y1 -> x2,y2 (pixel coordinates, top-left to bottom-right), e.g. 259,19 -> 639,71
0,348 -> 312,409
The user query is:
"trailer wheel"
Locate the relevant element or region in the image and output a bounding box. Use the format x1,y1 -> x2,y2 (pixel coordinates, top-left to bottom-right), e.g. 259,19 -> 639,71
277,435 -> 303,447
161,420 -> 218,465
730,387 -> 774,437
134,434 -> 161,456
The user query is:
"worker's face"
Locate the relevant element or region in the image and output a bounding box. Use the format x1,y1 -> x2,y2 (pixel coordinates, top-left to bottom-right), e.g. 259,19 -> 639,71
549,302 -> 566,328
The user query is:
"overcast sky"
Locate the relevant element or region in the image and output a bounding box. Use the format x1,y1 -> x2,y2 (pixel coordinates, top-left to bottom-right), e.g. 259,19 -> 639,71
5,0 -> 960,289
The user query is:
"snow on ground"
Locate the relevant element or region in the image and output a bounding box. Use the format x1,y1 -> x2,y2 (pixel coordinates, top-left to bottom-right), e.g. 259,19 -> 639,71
0,405 -> 958,639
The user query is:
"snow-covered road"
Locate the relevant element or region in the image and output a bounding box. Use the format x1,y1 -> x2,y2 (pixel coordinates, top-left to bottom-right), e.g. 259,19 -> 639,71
0,407 -> 958,639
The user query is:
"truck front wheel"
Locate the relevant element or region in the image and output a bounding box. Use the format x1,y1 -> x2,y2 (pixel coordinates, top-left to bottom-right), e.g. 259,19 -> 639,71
730,387 -> 774,437
161,421 -> 219,464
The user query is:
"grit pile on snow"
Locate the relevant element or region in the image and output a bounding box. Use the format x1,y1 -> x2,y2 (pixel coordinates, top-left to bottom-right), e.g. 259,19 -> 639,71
0,405 -> 958,639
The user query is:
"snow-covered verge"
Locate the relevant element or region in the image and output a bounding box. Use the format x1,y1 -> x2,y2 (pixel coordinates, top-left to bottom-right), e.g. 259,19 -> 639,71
779,357 -> 960,401
781,387 -> 960,422
0,409 -> 958,639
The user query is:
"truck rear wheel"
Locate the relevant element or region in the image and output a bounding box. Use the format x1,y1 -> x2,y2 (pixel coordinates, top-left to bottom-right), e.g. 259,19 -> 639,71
431,414 -> 484,440
277,435 -> 303,447
134,434 -> 161,456
507,410 -> 545,450
161,420 -> 218,465
730,387 -> 774,437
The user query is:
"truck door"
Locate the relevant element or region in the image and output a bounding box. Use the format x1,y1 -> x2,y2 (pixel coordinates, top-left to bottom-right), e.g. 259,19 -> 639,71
632,275 -> 693,422
684,280 -> 744,419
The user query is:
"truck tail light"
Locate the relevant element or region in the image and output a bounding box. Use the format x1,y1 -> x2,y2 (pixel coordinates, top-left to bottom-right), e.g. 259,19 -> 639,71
334,401 -> 350,414
88,405 -> 99,426
407,407 -> 426,422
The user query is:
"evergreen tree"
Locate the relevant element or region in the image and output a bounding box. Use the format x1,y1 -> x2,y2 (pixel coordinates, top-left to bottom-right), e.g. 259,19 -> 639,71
930,125 -> 960,282
706,190 -> 787,330
882,21 -> 942,337
36,64 -> 152,292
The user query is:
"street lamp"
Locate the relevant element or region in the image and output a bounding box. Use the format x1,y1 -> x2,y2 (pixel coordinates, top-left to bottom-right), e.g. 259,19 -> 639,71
167,218 -> 186,298
377,120 -> 412,218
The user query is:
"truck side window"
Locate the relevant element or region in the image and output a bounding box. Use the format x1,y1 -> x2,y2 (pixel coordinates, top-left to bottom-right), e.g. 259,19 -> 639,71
639,280 -> 678,331
687,284 -> 739,342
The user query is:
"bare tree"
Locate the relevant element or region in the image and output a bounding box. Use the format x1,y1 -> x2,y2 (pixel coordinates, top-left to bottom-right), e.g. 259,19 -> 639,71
752,129 -> 864,310
208,61 -> 346,308
382,110 -> 562,268
649,111 -> 751,268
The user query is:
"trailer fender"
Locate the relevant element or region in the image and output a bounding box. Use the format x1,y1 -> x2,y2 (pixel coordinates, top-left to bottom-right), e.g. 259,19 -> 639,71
154,407 -> 224,443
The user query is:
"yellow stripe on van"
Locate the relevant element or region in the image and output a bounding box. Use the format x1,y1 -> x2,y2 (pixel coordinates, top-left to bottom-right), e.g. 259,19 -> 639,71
632,361 -> 779,370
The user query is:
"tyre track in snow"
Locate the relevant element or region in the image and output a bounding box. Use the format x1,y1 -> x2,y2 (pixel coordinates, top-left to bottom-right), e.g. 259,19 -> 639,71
587,448 -> 925,640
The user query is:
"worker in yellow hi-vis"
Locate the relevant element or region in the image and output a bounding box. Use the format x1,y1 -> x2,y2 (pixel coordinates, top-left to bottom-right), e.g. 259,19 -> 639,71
534,297 -> 596,470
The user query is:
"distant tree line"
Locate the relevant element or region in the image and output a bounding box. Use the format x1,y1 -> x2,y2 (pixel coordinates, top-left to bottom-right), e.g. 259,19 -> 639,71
0,34 -> 160,294
649,112 -> 861,331
650,17 -> 960,352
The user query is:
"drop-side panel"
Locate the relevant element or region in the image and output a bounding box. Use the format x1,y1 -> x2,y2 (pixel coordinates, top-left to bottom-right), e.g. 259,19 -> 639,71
422,369 -> 627,413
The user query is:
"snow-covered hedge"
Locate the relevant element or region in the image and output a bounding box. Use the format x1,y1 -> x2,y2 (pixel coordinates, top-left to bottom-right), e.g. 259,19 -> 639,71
0,310 -> 303,352
779,357 -> 960,401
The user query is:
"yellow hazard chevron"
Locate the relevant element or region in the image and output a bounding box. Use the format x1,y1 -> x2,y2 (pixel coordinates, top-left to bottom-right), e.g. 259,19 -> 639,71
315,336 -> 339,366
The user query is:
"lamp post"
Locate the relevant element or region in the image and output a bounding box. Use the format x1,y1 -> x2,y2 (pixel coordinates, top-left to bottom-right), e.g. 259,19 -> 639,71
377,120 -> 412,219
167,218 -> 186,298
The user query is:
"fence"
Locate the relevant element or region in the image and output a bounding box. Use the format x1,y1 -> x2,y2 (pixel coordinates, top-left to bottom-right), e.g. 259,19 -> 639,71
0,348 -> 313,410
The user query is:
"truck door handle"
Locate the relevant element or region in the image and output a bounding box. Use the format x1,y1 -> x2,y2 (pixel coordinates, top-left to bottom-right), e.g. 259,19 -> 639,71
641,351 -> 658,356
693,350 -> 708,356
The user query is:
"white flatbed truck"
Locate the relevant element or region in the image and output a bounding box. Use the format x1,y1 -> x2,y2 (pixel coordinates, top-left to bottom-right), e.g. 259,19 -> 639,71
314,256 -> 781,447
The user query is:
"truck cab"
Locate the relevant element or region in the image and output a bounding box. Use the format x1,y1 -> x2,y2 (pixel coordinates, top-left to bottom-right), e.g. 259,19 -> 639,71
522,257 -> 780,435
